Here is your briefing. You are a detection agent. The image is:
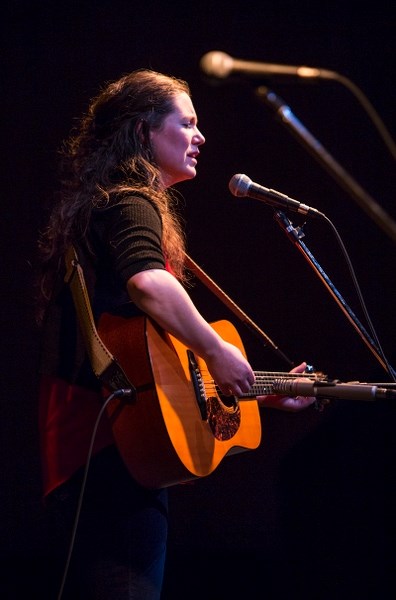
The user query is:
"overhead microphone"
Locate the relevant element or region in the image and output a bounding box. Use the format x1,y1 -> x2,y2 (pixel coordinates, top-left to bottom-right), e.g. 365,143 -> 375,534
229,173 -> 323,218
200,51 -> 331,80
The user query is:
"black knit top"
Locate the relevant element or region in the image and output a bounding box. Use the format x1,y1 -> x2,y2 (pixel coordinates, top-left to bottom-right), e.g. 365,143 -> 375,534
39,194 -> 166,389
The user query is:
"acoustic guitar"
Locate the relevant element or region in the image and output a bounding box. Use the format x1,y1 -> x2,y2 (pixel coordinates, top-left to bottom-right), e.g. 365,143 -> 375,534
98,313 -> 317,489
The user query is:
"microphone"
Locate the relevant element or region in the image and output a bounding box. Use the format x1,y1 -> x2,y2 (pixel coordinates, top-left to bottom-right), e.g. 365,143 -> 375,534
200,51 -> 330,80
272,378 -> 396,402
229,173 -> 323,218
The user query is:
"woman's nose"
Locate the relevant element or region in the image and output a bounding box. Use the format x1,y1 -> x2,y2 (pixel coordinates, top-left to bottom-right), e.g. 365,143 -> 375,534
193,127 -> 205,145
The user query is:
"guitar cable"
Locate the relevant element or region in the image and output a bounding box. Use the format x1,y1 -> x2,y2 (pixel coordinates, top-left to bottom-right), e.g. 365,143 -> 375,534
56,387 -> 134,600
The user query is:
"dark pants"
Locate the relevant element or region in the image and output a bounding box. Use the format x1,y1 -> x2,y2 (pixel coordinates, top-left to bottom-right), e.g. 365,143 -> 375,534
45,445 -> 168,600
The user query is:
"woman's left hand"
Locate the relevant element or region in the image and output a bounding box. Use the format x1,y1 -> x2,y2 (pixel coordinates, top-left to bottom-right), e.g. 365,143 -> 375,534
256,361 -> 317,412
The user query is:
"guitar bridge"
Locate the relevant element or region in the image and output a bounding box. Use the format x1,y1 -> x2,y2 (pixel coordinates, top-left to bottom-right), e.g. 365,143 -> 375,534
187,350 -> 208,420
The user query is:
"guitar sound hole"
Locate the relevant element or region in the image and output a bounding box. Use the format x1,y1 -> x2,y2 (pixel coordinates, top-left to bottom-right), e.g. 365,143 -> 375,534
216,388 -> 238,408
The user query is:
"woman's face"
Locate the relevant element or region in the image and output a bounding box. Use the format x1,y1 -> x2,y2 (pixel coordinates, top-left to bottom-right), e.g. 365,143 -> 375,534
149,92 -> 205,187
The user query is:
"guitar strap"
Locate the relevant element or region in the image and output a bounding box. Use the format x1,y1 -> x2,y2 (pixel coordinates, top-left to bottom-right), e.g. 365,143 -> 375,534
63,243 -> 293,392
64,245 -> 135,393
183,253 -> 293,366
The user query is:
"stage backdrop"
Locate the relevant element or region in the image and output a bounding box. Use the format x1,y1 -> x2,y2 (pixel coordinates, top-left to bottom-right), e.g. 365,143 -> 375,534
1,2 -> 395,598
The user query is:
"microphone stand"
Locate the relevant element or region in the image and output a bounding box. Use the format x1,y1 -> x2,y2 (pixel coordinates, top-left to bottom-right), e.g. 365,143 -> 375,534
256,87 -> 396,244
273,210 -> 396,380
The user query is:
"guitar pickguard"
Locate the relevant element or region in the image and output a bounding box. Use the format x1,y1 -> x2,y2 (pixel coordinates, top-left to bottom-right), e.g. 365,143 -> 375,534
206,396 -> 241,441
187,349 -> 241,441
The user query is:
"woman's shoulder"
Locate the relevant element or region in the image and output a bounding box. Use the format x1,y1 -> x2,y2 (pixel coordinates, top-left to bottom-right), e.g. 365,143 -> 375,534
95,191 -> 159,214
91,192 -> 162,235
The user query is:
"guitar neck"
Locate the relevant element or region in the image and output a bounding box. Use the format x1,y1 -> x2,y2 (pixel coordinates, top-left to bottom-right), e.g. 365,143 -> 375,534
240,370 -> 319,398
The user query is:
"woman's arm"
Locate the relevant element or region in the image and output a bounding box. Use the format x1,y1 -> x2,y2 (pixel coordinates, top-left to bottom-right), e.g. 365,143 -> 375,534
128,269 -> 315,411
127,268 -> 255,397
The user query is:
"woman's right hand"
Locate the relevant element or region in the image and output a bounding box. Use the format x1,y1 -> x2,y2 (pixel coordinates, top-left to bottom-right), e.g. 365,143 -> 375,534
204,339 -> 255,398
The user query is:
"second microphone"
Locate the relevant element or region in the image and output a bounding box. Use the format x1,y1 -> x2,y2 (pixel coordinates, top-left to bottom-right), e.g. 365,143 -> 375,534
228,174 -> 323,218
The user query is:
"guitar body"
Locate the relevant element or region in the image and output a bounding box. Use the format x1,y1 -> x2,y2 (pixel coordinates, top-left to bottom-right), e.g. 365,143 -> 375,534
97,314 -> 261,489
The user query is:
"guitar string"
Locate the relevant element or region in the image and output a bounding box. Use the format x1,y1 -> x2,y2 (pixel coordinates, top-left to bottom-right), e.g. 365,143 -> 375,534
201,371 -> 319,397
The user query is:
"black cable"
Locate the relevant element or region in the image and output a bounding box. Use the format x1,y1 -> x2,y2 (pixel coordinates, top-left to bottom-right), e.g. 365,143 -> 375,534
56,388 -> 134,600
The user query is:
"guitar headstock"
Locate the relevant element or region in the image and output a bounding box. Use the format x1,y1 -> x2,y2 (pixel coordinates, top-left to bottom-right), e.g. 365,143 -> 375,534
305,364 -> 327,381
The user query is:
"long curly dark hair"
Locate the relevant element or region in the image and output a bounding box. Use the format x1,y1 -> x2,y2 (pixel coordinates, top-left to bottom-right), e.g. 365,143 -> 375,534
37,69 -> 190,323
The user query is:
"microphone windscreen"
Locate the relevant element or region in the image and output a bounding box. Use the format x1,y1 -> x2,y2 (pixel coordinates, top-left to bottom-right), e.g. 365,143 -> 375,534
228,174 -> 251,197
200,51 -> 233,78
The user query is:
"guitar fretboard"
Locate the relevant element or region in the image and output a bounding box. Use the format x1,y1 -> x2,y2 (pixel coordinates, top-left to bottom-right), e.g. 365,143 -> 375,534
243,370 -> 319,397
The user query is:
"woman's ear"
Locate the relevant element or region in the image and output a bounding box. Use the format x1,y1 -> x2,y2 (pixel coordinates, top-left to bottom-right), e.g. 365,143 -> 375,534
136,118 -> 148,143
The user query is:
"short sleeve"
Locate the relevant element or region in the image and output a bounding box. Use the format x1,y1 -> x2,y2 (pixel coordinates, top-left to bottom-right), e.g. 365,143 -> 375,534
92,196 -> 166,284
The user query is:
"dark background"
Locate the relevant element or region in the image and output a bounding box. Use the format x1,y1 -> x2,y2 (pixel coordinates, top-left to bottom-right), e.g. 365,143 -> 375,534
1,1 -> 395,598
